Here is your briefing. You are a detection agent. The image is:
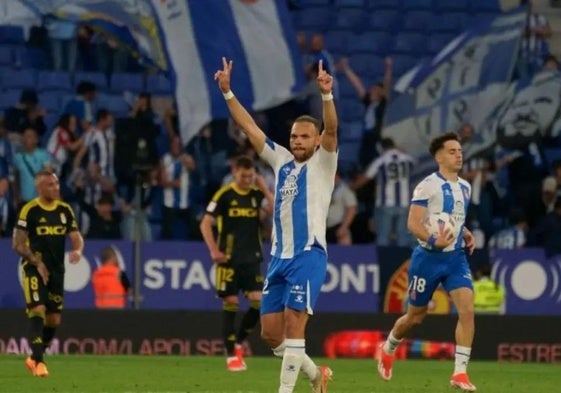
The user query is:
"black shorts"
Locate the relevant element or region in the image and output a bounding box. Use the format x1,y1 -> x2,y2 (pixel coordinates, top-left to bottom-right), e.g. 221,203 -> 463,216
22,264 -> 64,313
215,262 -> 263,298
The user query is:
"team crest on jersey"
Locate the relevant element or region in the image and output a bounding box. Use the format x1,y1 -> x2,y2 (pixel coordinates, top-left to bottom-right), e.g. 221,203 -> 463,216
60,213 -> 66,224
251,197 -> 257,208
280,174 -> 298,199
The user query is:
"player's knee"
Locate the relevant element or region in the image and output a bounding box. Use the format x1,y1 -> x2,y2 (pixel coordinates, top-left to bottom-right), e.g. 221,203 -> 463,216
222,299 -> 239,312
260,328 -> 282,348
406,312 -> 427,326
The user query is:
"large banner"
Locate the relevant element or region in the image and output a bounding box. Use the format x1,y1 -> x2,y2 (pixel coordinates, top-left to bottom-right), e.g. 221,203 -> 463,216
140,242 -> 380,313
384,8 -> 527,169
14,0 -> 304,144
0,239 -> 133,309
491,249 -> 561,315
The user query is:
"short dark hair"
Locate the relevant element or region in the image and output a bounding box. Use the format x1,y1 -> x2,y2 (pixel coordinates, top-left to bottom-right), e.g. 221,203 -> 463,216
100,247 -> 116,263
96,108 -> 111,122
293,115 -> 321,134
233,155 -> 254,170
35,169 -> 55,180
20,89 -> 38,105
96,194 -> 114,206
76,81 -> 96,95
429,132 -> 461,157
380,138 -> 395,150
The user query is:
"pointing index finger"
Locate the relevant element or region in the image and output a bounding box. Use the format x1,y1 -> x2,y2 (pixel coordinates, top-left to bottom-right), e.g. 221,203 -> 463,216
222,57 -> 228,70
318,59 -> 324,74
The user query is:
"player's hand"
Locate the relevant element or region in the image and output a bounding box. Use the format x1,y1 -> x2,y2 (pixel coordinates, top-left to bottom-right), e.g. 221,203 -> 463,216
434,230 -> 455,249
214,57 -> 233,93
316,60 -> 334,94
463,230 -> 476,255
36,262 -> 49,285
211,249 -> 228,264
68,250 -> 82,264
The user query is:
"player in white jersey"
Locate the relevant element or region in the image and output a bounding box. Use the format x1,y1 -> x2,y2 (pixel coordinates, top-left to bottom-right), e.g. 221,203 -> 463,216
215,57 -> 336,393
376,132 -> 478,391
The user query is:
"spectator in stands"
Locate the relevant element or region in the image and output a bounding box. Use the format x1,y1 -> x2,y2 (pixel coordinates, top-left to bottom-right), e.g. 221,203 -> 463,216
543,54 -> 559,72
12,127 -> 53,208
4,89 -> 47,139
120,169 -> 156,242
528,197 -> 561,257
85,109 -> 115,182
46,114 -> 83,184
540,176 -> 557,214
46,18 -> 78,73
64,81 -> 97,134
326,172 -> 357,245
94,31 -> 129,75
92,247 -> 131,309
308,34 -> 336,83
488,209 -> 528,249
159,135 -> 195,239
337,57 -> 392,168
473,264 -> 506,314
352,138 -> 414,247
76,25 -> 97,72
0,117 -> 13,166
0,157 -> 11,236
163,103 -> 179,141
518,0 -> 552,77
552,161 -> 561,198
296,31 -> 313,74
297,60 -> 323,121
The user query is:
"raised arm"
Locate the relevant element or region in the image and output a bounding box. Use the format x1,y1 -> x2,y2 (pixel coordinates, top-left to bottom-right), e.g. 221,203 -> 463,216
215,57 -> 266,154
337,57 -> 366,98
382,57 -> 393,100
317,60 -> 338,152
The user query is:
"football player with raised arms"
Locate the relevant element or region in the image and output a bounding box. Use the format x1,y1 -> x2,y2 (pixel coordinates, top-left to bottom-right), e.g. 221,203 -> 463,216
215,57 -> 337,393
377,132 -> 478,391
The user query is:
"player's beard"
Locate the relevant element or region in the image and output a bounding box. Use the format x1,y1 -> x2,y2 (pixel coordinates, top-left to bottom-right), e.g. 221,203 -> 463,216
293,147 -> 314,162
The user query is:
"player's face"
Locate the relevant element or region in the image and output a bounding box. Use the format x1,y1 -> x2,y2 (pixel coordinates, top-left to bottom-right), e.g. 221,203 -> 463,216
290,122 -> 320,163
38,174 -> 60,201
436,140 -> 463,173
233,167 -> 255,190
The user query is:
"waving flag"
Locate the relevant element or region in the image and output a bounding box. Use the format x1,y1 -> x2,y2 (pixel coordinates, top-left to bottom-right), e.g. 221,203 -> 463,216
383,8 -> 527,166
14,0 -> 304,144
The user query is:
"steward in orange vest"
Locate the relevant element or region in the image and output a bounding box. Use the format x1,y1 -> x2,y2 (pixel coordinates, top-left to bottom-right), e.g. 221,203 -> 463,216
92,247 -> 131,308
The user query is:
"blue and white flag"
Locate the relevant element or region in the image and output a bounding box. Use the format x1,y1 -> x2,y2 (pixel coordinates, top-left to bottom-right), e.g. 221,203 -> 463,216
152,0 -> 304,144
14,0 -> 304,144
383,9 -> 527,166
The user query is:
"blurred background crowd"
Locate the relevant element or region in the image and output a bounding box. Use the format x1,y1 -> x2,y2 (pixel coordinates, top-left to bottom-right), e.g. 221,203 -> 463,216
0,0 -> 559,259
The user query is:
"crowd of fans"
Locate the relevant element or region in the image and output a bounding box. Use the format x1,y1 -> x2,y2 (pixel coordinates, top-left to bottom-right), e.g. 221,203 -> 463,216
0,0 -> 560,259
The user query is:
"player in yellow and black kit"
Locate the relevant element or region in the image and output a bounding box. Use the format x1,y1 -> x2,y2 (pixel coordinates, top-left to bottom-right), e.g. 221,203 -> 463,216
200,155 -> 273,371
12,170 -> 84,377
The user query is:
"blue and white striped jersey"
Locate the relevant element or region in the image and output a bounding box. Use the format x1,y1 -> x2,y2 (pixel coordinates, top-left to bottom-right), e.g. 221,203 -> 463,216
365,148 -> 414,208
411,172 -> 471,252
87,128 -> 115,180
161,153 -> 190,209
260,138 -> 337,259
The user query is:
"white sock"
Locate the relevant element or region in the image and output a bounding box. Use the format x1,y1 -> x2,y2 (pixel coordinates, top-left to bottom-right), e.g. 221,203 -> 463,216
454,345 -> 471,374
279,339 -> 305,393
383,331 -> 402,355
273,340 -> 317,381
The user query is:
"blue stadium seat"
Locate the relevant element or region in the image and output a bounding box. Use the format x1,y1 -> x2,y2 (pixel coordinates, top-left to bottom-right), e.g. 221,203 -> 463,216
391,33 -> 428,55
334,0 -> 365,7
348,32 -> 391,55
74,71 -> 108,91
367,0 -> 400,10
37,71 -> 73,92
434,0 -> 470,12
294,8 -> 332,31
38,91 -> 63,113
391,54 -> 419,77
338,141 -> 361,162
427,33 -> 456,55
337,76 -> 358,99
298,0 -> 332,6
0,46 -> 12,65
367,10 -> 401,32
0,26 -> 25,45
1,68 -> 36,89
340,120 -> 364,142
402,0 -> 433,11
470,0 -> 502,12
110,72 -> 145,93
472,12 -> 499,25
339,98 -> 365,121
102,94 -> 131,117
334,9 -> 366,31
0,89 -> 21,109
324,31 -> 353,54
429,13 -> 468,34
402,11 -> 432,32
14,46 -> 49,69
349,53 -> 384,77
146,73 -> 173,95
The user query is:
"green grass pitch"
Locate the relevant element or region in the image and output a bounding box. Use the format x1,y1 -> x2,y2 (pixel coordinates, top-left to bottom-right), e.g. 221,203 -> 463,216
1,355 -> 560,392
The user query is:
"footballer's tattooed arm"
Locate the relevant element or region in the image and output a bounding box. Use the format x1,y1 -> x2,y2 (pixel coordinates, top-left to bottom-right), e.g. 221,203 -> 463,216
12,228 -> 40,265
